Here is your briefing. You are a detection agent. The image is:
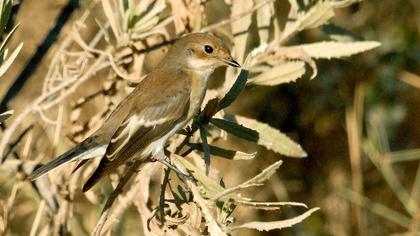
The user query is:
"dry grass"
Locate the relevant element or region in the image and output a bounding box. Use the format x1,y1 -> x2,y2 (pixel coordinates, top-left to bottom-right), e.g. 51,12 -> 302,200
1,0 -> 418,235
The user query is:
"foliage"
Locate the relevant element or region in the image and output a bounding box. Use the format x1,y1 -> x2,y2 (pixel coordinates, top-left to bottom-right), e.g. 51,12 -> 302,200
0,0 -> 21,125
0,0 -> 393,235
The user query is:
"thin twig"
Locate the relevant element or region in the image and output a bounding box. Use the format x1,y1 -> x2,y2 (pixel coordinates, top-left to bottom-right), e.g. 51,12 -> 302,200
200,0 -> 276,33
345,82 -> 365,235
158,168 -> 171,226
93,160 -> 144,236
29,201 -> 46,236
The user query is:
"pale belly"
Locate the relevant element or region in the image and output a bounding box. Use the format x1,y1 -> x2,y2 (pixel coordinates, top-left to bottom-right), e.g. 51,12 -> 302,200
139,81 -> 207,159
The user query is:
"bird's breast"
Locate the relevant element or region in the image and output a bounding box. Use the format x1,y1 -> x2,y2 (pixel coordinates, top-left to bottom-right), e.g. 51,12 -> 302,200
188,72 -> 210,118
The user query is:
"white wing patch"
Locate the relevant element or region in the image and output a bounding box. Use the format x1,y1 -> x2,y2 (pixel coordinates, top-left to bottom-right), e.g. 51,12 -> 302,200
106,113 -> 171,158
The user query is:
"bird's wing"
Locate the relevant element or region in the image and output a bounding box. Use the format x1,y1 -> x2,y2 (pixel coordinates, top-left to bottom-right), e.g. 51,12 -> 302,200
105,89 -> 190,162
82,76 -> 191,191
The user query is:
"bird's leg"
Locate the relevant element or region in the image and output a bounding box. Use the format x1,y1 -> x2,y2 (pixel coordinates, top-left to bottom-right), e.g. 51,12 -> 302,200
153,153 -> 195,181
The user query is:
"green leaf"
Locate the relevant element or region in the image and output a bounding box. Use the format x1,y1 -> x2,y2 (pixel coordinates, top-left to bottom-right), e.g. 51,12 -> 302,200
321,24 -> 363,42
218,69 -> 249,110
0,0 -> 13,37
187,143 -> 256,160
249,61 -> 305,86
199,126 -> 211,175
0,24 -> 19,54
226,115 -> 307,158
0,110 -> 13,123
210,118 -> 259,143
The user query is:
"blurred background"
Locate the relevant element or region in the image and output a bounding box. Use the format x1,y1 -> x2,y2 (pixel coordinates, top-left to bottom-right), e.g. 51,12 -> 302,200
0,0 -> 419,235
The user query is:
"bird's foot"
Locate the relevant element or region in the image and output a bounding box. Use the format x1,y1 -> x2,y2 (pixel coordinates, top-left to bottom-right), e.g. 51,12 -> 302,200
153,155 -> 195,182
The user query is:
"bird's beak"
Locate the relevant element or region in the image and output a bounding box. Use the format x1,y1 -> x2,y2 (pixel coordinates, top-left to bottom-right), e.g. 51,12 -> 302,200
222,57 -> 241,68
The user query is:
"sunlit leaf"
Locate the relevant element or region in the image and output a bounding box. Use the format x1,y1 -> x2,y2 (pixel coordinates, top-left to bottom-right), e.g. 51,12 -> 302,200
255,0 -> 272,44
243,160 -> 282,185
231,0 -> 253,63
236,200 -> 307,210
210,161 -> 283,202
0,42 -> 23,77
228,115 -> 307,157
0,110 -> 13,123
177,157 -> 225,196
294,41 -> 381,59
249,61 -> 306,86
0,24 -> 19,54
227,207 -> 320,232
187,143 -> 256,160
297,1 -> 334,31
281,1 -> 334,42
102,0 -> 123,39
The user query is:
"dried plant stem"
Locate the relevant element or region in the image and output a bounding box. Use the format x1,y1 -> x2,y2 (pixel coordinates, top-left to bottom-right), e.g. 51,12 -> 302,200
410,164 -> 420,208
339,188 -> 411,228
171,155 -> 226,235
2,181 -> 23,234
345,82 -> 365,235
29,201 -> 46,236
200,0 -> 276,33
93,160 -> 144,236
0,53 -> 108,161
158,167 -> 171,225
188,180 -> 226,236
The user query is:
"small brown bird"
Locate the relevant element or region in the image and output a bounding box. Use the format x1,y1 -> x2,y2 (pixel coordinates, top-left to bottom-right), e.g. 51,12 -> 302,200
29,33 -> 240,191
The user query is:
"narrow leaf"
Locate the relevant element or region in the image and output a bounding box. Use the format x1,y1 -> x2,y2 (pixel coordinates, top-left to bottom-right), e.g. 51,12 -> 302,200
0,42 -> 23,77
0,0 -> 12,36
228,115 -> 307,157
0,24 -> 19,53
188,143 -> 256,160
227,207 -> 319,232
177,157 -> 225,196
255,0 -> 272,44
231,0 -> 253,63
386,149 -> 420,163
295,41 -> 381,59
249,61 -> 305,86
297,1 -> 334,31
0,110 -> 13,123
218,69 -> 249,110
281,1 -> 334,42
243,160 -> 282,185
321,24 -> 363,42
210,118 -> 259,143
236,200 -> 307,210
211,161 -> 283,201
199,126 -> 211,175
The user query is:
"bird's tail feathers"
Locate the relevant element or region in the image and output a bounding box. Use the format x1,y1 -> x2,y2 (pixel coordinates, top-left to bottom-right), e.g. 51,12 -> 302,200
28,137 -> 106,180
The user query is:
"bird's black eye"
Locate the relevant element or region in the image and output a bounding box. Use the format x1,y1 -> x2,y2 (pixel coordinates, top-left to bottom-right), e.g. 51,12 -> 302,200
204,45 -> 213,54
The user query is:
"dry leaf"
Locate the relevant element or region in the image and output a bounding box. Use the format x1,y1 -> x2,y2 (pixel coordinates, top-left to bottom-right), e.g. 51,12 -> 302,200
249,61 -> 306,86
226,114 -> 308,157
227,207 -> 320,232
294,41 -> 381,59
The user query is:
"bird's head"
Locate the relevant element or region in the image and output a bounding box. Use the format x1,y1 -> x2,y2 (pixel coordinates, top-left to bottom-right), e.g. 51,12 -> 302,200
164,33 -> 240,71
